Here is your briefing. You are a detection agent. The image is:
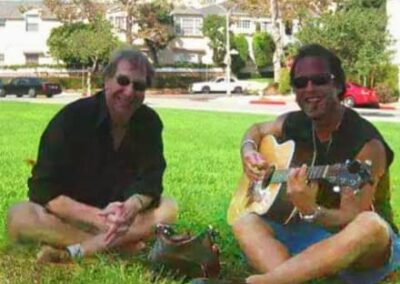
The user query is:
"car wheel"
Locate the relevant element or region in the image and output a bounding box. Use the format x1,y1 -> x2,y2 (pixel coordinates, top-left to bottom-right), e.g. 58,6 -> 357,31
28,88 -> 36,98
46,94 -> 53,98
343,97 -> 355,108
201,86 -> 210,94
16,94 -> 23,98
233,87 -> 243,94
0,89 -> 5,97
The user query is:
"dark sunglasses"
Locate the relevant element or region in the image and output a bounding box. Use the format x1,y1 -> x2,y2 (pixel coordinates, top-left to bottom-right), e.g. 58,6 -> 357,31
116,75 -> 147,92
292,74 -> 335,89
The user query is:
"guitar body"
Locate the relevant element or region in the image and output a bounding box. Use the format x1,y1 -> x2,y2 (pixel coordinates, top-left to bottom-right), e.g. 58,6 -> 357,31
227,135 -> 296,225
227,136 -> 373,225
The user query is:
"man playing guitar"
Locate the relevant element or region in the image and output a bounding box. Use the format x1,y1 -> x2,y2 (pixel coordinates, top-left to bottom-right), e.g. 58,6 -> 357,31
232,44 -> 399,284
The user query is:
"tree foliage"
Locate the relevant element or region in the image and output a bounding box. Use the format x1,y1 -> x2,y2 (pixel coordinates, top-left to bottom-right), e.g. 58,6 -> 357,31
136,0 -> 174,65
233,0 -> 343,81
341,0 -> 385,9
295,6 -> 390,86
252,32 -> 275,71
202,15 -> 226,66
231,34 -> 249,75
47,19 -> 119,71
43,0 -> 105,23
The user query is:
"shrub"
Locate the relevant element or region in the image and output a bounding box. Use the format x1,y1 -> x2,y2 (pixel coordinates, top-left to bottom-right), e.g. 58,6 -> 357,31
374,64 -> 399,101
152,74 -> 206,89
375,83 -> 399,103
278,68 -> 291,95
252,32 -> 275,72
44,76 -> 103,90
263,82 -> 279,96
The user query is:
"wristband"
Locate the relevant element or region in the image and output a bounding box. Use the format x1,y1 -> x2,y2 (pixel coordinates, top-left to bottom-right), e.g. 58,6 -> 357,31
241,139 -> 257,151
299,206 -> 322,223
134,195 -> 145,210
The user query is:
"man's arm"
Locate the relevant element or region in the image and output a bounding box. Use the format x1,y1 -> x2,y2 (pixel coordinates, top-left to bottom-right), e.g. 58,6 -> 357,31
46,195 -> 107,231
123,110 -> 166,206
288,139 -> 387,228
241,114 -> 287,180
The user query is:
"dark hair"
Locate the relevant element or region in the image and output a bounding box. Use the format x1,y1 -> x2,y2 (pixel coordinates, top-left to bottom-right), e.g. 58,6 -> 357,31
290,44 -> 346,99
103,47 -> 155,87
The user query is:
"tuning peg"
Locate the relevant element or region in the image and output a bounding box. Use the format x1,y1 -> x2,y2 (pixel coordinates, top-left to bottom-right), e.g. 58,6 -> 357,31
347,160 -> 361,173
364,160 -> 372,166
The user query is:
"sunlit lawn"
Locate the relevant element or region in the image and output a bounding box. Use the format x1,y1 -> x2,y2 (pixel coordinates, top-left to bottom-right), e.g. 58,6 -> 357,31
0,101 -> 399,283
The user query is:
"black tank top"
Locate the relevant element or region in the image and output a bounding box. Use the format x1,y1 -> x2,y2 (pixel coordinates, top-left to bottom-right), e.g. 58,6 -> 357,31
281,108 -> 397,232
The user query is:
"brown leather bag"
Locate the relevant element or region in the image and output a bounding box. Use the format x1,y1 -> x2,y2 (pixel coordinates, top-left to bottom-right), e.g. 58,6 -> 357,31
148,224 -> 221,279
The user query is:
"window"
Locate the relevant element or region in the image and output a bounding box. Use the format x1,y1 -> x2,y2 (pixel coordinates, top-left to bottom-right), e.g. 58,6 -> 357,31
237,20 -> 251,30
284,21 -> 293,35
0,18 -> 5,27
175,17 -> 202,36
174,53 -> 197,63
26,15 -> 39,32
113,16 -> 126,30
260,21 -> 270,32
25,53 -> 39,64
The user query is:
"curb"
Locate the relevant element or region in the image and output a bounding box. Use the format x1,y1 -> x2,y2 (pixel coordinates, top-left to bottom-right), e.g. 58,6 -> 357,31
379,104 -> 397,110
249,99 -> 286,105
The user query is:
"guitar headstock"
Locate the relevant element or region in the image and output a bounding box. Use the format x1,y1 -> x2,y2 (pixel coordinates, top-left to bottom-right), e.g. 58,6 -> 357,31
325,160 -> 373,191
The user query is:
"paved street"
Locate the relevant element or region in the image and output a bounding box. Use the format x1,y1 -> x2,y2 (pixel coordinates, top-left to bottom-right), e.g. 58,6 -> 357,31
1,92 -> 399,122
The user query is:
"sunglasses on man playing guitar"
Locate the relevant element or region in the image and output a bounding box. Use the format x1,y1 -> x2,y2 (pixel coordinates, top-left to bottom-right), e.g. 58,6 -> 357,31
292,73 -> 335,89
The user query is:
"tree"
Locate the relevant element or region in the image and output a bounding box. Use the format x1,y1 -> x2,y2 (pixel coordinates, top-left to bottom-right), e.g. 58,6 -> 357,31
252,32 -> 275,72
48,18 -> 119,94
233,0 -> 342,82
43,0 -> 105,23
295,6 -> 390,86
202,15 -> 226,66
136,0 -> 174,65
231,34 -> 249,75
110,0 -> 141,45
48,19 -> 119,72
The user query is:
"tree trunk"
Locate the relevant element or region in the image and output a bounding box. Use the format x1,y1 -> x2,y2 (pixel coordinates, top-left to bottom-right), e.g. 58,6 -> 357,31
146,40 -> 159,65
126,15 -> 134,44
270,0 -> 283,83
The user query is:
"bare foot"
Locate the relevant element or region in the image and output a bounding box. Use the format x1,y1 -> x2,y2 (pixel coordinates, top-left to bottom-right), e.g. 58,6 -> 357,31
80,233 -> 112,256
36,245 -> 71,264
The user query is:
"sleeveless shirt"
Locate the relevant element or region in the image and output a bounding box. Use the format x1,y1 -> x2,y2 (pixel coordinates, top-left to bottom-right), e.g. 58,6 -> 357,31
281,108 -> 397,232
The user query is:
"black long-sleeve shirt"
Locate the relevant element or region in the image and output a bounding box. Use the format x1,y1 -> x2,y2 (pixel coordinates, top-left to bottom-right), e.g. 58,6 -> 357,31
28,91 -> 166,208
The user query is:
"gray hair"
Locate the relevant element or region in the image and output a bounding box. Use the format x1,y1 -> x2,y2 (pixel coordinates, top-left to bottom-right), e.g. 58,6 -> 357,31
103,47 -> 155,87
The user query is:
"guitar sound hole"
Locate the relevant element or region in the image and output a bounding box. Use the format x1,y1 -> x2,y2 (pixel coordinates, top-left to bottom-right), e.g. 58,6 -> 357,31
262,166 -> 276,188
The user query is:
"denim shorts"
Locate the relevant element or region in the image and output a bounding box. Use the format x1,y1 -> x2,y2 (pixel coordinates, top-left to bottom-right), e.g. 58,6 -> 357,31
264,219 -> 400,284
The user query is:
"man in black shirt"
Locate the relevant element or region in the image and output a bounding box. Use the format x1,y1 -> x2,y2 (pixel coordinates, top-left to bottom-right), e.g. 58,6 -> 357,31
233,44 -> 399,284
7,47 -> 178,262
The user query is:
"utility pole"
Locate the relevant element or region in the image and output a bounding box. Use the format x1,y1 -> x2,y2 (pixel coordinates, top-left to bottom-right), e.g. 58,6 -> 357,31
226,8 -> 232,96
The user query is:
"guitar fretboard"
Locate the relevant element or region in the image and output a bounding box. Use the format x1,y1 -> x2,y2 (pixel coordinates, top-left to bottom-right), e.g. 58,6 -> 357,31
270,165 -> 341,184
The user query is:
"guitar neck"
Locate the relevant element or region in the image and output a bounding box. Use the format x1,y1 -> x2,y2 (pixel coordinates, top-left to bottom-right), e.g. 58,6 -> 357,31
271,165 -> 338,184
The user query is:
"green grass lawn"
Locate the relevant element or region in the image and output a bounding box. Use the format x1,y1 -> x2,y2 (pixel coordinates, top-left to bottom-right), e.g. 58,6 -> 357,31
0,101 -> 399,283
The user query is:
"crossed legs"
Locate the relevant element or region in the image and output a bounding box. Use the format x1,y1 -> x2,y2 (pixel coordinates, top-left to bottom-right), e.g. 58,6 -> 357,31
7,197 -> 178,259
232,211 -> 391,284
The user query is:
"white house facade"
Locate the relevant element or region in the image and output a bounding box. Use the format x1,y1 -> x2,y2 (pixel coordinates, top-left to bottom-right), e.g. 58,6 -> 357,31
166,2 -> 295,66
0,1 -> 61,66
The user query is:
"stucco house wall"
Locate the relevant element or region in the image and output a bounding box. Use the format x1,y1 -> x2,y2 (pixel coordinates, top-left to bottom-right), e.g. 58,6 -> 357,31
0,3 -> 61,66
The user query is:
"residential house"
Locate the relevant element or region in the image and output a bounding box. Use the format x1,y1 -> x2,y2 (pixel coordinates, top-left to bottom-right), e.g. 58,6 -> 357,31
162,2 -> 295,67
0,1 -> 61,66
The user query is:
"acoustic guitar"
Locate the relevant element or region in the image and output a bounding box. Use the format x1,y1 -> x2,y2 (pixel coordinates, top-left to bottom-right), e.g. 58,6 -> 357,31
227,135 -> 372,225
